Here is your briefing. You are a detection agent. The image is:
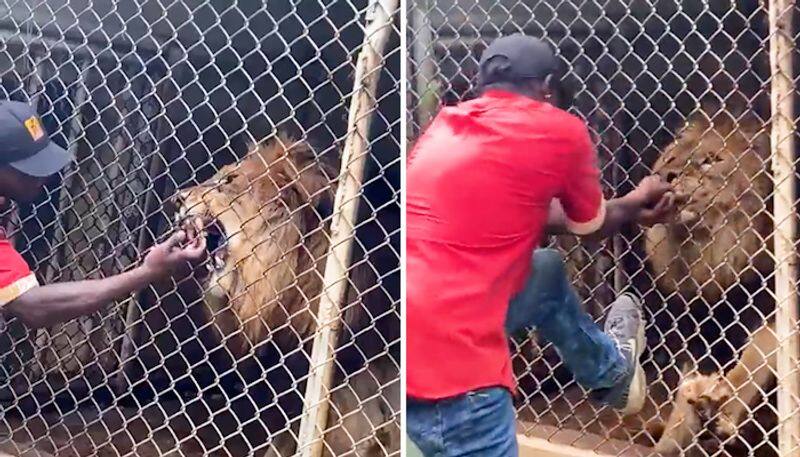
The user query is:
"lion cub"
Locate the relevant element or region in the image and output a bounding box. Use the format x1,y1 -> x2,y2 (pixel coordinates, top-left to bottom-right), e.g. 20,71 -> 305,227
651,324 -> 778,454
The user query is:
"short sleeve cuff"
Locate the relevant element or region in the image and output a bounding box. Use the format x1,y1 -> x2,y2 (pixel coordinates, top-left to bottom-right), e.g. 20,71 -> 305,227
0,274 -> 39,308
565,200 -> 607,235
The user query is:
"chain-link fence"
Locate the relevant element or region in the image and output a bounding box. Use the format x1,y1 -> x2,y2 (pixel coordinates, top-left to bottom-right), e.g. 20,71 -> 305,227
0,0 -> 400,455
408,1 -> 799,456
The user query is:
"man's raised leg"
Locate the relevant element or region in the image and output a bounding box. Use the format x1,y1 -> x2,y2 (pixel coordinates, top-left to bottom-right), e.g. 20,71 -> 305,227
505,248 -> 646,415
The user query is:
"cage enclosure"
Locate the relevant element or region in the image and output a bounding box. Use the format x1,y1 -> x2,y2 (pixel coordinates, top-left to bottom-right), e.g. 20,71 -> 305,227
408,1 -> 799,456
0,0 -> 401,455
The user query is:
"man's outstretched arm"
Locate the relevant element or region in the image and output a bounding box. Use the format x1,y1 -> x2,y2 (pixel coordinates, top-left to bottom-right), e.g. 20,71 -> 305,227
546,176 -> 675,239
4,231 -> 206,329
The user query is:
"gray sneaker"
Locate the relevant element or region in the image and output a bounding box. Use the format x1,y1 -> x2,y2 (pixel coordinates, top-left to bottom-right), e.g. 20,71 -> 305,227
593,293 -> 647,415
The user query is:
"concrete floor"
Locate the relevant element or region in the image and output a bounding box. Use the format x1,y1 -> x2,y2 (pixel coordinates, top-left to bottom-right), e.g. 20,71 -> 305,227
406,434 -> 424,457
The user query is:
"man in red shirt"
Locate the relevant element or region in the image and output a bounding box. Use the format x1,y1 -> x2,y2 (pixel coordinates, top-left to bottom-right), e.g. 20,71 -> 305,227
407,35 -> 675,456
0,100 -> 206,328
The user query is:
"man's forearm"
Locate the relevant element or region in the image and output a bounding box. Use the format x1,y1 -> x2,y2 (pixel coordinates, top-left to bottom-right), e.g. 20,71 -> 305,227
593,194 -> 642,239
546,195 -> 642,240
4,265 -> 159,328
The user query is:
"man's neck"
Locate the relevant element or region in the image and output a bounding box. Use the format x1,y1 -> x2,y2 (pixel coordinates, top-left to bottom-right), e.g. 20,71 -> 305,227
480,83 -> 546,102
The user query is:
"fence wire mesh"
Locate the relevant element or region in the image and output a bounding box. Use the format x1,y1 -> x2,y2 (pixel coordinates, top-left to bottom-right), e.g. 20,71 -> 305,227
408,1 -> 799,456
0,0 -> 400,456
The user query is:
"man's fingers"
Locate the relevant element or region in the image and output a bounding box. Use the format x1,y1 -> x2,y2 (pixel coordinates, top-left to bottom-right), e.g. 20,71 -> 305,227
638,175 -> 673,203
641,192 -> 675,223
193,236 -> 207,254
652,192 -> 674,213
166,230 -> 188,249
640,209 -> 666,225
674,191 -> 691,205
650,180 -> 673,196
181,236 -> 207,260
639,191 -> 678,225
648,200 -> 666,214
665,192 -> 677,211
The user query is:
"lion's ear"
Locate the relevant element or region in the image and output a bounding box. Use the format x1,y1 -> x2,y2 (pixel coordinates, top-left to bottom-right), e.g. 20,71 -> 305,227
245,134 -> 301,197
280,139 -> 337,214
263,134 -> 299,186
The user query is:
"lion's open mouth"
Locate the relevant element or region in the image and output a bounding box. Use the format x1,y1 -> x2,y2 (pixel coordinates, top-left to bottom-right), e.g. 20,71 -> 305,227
174,211 -> 229,275
204,221 -> 228,272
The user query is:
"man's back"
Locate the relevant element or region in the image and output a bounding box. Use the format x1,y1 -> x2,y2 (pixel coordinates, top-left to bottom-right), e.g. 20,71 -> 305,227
406,89 -> 604,399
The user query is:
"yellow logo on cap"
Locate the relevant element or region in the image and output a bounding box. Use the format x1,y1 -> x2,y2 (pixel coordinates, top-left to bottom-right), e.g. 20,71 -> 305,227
24,116 -> 45,141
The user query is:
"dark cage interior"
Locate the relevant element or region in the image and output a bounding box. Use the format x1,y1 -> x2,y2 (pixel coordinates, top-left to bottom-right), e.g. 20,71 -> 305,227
408,0 -> 798,455
0,0 -> 400,455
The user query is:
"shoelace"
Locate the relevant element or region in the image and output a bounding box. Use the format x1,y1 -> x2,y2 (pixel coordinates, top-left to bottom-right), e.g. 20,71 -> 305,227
607,315 -> 626,336
607,315 -> 635,354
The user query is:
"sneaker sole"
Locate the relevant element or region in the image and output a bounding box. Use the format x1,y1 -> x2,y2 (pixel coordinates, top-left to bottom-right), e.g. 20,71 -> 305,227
618,294 -> 646,416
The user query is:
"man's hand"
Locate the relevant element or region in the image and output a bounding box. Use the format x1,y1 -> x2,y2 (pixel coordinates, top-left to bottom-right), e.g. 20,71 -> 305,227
629,175 -> 672,207
628,175 -> 676,226
143,230 -> 207,276
638,192 -> 676,226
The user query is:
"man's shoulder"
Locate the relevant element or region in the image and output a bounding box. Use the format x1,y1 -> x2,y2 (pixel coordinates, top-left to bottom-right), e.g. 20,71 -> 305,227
534,108 -> 593,154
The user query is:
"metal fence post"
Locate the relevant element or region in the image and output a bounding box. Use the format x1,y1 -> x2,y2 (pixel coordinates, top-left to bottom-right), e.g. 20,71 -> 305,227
769,1 -> 800,456
411,0 -> 436,132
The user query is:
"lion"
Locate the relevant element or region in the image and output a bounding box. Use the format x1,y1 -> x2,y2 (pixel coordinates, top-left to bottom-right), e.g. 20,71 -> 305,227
173,134 -> 335,351
643,103 -> 782,455
649,324 -> 778,456
648,365 -> 733,455
644,104 -> 772,305
172,134 -> 399,455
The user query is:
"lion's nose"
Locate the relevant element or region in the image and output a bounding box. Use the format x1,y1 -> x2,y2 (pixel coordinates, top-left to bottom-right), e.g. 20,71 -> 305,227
665,171 -> 679,183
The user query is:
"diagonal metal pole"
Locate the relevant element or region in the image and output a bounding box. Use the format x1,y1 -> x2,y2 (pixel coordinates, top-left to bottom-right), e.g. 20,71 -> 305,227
294,1 -> 398,456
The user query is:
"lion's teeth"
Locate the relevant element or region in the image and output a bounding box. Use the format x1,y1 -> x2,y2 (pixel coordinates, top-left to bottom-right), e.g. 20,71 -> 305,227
205,263 -> 213,272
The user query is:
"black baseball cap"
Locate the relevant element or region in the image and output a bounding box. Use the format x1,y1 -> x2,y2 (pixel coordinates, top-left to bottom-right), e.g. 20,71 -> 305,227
479,34 -> 558,82
0,101 -> 72,177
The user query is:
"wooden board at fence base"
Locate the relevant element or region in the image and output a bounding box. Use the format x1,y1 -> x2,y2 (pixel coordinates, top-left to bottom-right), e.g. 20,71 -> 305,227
517,422 -> 655,457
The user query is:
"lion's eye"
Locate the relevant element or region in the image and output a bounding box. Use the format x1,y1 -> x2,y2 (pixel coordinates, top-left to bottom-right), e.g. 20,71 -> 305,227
220,174 -> 238,185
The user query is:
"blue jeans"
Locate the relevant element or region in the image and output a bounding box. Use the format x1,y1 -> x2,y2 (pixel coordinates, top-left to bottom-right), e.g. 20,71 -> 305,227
407,387 -> 517,457
505,248 -> 627,388
407,249 -> 627,457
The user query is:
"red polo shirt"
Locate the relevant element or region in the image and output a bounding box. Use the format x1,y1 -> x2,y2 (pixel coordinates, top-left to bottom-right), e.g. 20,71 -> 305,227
0,228 -> 38,308
407,90 -> 606,400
